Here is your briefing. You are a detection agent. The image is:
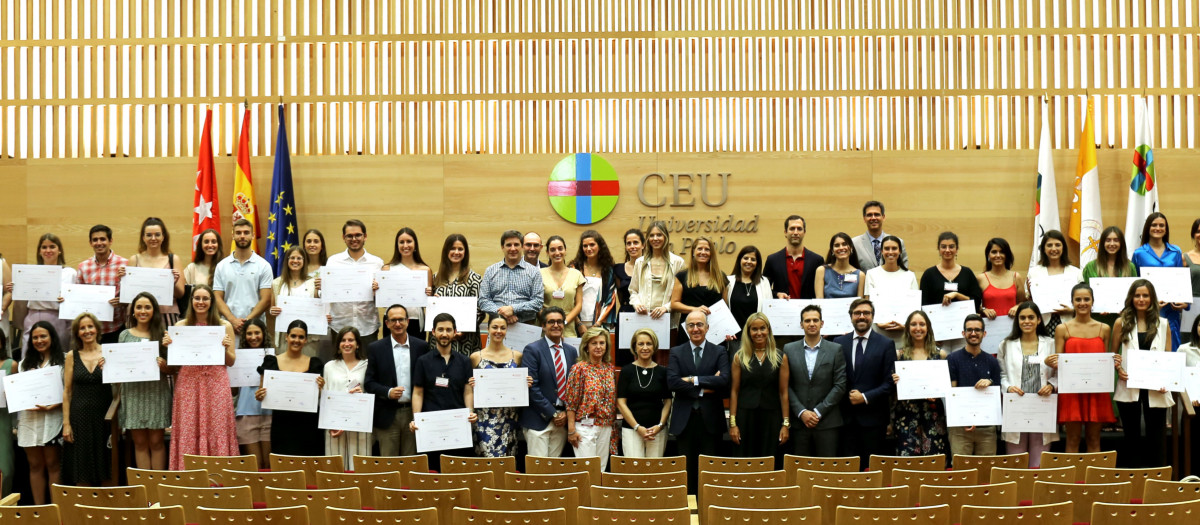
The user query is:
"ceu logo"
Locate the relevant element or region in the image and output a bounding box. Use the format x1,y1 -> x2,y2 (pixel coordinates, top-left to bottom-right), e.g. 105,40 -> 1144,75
547,153 -> 619,225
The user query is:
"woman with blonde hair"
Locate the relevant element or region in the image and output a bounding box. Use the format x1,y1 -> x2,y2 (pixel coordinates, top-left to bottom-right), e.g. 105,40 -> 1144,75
616,328 -> 671,458
565,327 -> 618,469
729,312 -> 790,457
268,245 -> 323,356
629,221 -> 686,335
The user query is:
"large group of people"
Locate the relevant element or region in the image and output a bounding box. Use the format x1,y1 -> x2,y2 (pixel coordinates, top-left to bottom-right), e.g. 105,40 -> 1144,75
0,201 -> 1198,500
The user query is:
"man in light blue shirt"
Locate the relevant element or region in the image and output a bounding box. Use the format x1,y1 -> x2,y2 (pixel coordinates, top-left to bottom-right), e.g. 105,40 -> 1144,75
782,304 -> 847,456
213,219 -> 274,333
479,230 -> 544,325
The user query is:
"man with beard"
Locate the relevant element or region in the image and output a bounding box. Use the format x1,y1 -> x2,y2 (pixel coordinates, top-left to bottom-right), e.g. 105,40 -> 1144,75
832,298 -> 896,465
523,232 -> 548,268
326,219 -> 385,344
763,215 -> 825,300
946,314 -> 1001,457
76,224 -> 129,343
410,312 -> 478,465
213,219 -> 273,334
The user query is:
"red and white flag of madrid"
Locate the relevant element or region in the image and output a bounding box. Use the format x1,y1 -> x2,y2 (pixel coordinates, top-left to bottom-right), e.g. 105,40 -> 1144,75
192,108 -> 221,255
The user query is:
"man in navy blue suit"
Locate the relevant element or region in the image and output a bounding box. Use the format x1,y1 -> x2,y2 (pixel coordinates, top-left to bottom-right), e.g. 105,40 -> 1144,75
519,306 -> 577,457
364,304 -> 430,456
833,298 -> 897,465
668,310 -> 732,493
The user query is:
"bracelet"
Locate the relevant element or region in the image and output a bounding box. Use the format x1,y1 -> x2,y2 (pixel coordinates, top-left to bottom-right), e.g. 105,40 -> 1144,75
634,424 -> 643,432
729,416 -> 737,427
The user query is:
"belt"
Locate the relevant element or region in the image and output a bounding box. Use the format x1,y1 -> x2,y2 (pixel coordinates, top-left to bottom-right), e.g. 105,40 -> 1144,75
397,402 -> 412,408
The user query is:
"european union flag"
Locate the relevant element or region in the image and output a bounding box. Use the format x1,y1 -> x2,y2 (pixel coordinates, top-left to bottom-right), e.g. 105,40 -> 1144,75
265,104 -> 299,276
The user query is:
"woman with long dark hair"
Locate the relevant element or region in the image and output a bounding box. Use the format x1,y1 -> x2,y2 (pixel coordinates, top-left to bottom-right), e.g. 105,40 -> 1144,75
62,313 -> 111,486
16,234 -> 75,353
116,292 -> 172,470
1130,213 -> 1188,351
432,234 -> 483,356
891,310 -> 949,456
1028,230 -> 1084,331
613,228 -> 646,317
726,245 -> 773,332
1046,283 -> 1117,452
977,238 -> 1026,321
256,320 -> 326,456
570,230 -> 618,333
383,227 -> 433,339
814,233 -> 865,299
122,217 -> 186,325
18,322 -> 64,502
235,318 -> 273,469
1110,279 -> 1172,467
997,301 -> 1057,467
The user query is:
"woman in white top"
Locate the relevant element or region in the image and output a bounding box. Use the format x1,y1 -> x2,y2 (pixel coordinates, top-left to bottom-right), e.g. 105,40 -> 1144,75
1110,279 -> 1172,468
323,327 -> 370,463
183,228 -> 224,288
864,236 -> 919,333
996,301 -> 1058,467
17,321 -> 64,504
15,234 -> 76,353
122,218 -> 186,326
302,229 -> 328,279
629,221 -> 686,329
381,227 -> 433,339
268,246 -> 324,357
1026,230 -> 1083,329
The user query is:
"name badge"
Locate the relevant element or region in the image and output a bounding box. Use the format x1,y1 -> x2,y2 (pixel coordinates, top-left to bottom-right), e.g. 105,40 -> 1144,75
435,377 -> 450,387
1027,354 -> 1041,365
844,273 -> 858,283
944,282 -> 959,292
579,418 -> 595,426
552,290 -> 566,299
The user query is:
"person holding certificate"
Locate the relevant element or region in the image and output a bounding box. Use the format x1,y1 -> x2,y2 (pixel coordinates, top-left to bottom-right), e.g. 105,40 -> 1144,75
833,299 -> 897,466
1186,220 -> 1200,344
1045,283 -> 1117,453
75,225 -> 127,344
303,229 -> 329,278
1131,213 -> 1188,351
326,219 -> 385,345
1028,230 -> 1084,331
323,327 -> 370,463
14,234 -> 75,354
235,319 -> 273,469
920,232 -> 983,314
164,284 -> 239,469
814,233 -> 865,300
183,228 -> 224,299
122,217 -> 185,326
733,313 -> 792,457
726,246 -> 773,339
570,230 -> 618,334
616,328 -> 671,458
269,246 -> 324,357
256,320 -> 326,455
863,236 -> 918,333
62,313 -> 113,486
382,227 -> 434,340
1081,227 -> 1138,328
671,237 -> 729,322
213,219 -> 274,336
519,307 -> 578,457
945,315 -> 1002,457
116,292 -> 173,471
542,236 -> 586,337
613,228 -> 645,321
565,327 -> 619,470
1111,279 -> 1172,468
410,313 -> 477,464
997,302 -> 1058,467
471,317 -> 530,457
18,322 -> 64,503
890,310 -> 949,457
628,221 -> 686,335
431,234 -> 483,356
977,238 -> 1027,320
0,331 -> 15,495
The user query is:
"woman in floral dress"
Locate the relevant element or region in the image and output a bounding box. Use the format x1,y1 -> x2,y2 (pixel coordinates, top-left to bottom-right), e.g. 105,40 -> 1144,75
470,317 -> 530,457
890,310 -> 949,456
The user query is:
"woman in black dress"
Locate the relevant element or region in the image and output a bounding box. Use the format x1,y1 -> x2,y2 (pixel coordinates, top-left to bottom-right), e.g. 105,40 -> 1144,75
919,231 -> 983,312
62,313 -> 112,486
616,328 -> 672,458
671,237 -> 728,317
255,320 -> 325,456
728,313 -> 790,457
613,228 -> 645,316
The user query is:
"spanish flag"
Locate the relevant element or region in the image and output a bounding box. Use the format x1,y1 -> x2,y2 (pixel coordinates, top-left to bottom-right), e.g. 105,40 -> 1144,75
231,104 -> 261,252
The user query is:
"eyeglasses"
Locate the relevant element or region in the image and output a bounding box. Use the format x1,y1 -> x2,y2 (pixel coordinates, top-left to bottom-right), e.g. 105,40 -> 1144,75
685,322 -> 706,329
345,234 -> 365,240
851,311 -> 873,317
387,318 -> 408,324
544,319 -> 565,326
964,328 -> 985,333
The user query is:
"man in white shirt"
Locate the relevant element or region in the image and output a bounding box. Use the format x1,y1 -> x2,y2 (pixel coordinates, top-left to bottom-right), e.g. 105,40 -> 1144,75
519,307 -> 577,456
364,304 -> 430,456
852,201 -> 909,271
326,219 -> 384,344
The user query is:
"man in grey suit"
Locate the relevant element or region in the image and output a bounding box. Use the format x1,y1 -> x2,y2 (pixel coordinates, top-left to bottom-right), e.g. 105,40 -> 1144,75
782,304 -> 848,456
851,200 -> 909,270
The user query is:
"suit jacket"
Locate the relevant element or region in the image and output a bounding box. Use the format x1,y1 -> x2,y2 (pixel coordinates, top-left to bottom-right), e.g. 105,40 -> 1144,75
519,338 -> 579,431
851,232 -> 909,271
782,339 -> 848,429
364,334 -> 431,429
832,330 -> 896,427
763,248 -> 824,299
667,340 -> 732,435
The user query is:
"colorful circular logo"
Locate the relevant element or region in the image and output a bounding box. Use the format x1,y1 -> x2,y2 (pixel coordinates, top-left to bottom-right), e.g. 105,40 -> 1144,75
547,153 -> 620,225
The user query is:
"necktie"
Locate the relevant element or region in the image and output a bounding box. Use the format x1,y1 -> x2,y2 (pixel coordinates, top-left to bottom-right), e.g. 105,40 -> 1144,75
873,239 -> 881,261
694,346 -> 704,368
855,337 -> 866,370
552,345 -> 567,402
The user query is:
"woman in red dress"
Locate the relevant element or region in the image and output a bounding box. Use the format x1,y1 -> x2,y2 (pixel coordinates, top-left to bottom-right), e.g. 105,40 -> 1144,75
1046,283 -> 1118,452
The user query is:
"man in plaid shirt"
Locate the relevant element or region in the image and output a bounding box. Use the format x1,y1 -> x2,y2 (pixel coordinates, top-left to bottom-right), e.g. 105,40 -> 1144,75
76,224 -> 127,344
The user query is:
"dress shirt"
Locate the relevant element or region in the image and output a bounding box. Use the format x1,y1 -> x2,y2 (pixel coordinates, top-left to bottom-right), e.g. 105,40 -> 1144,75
326,250 -> 384,336
803,340 -> 820,380
391,334 -> 412,403
785,253 -> 805,299
77,252 -> 128,333
478,259 -> 544,323
213,252 -> 274,320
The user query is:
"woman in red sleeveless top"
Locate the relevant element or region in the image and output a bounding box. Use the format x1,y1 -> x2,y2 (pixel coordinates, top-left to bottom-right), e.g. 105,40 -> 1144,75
977,238 -> 1026,321
1046,283 -> 1117,453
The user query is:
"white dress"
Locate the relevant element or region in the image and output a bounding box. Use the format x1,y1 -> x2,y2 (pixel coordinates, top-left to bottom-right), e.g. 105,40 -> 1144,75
16,362 -> 64,447
322,358 -> 371,463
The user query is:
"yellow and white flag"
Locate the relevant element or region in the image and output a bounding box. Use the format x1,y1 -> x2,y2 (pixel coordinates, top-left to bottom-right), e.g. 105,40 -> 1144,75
1069,98 -> 1101,267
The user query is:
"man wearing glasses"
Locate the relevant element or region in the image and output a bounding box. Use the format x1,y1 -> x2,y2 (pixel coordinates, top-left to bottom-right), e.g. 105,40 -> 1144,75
519,307 -> 577,456
833,298 -> 896,465
946,314 -> 1002,457
668,310 -> 731,493
327,219 -> 384,345
365,304 -> 430,456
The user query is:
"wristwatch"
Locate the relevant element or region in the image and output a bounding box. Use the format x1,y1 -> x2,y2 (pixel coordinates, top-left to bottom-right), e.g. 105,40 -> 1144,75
782,418 -> 791,428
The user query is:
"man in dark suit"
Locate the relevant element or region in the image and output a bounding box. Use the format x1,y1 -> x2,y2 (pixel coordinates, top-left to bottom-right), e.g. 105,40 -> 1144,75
364,304 -> 430,456
832,298 -> 897,465
519,306 -> 577,457
762,215 -> 825,300
782,305 -> 848,456
668,310 -> 732,493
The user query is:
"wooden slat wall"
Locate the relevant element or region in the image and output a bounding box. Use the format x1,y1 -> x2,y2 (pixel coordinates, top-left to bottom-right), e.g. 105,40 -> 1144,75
0,0 -> 1198,159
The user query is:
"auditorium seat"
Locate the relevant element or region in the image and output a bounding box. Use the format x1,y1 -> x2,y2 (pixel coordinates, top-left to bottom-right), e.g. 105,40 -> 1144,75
782,455 -> 861,479
75,504 -> 185,525
601,471 -> 687,489
126,467 -> 210,503
919,482 -> 1018,518
439,455 -> 515,480
706,505 -> 822,524
609,455 -> 688,474
269,453 -> 345,485
505,472 -> 593,505
183,454 -> 258,481
1083,466 -> 1170,502
1091,498 -> 1200,525
1032,481 -> 1131,524
1142,479 -> 1200,504
407,471 -> 494,505
951,453 -> 1028,481
264,486 -> 360,525
353,454 -> 429,478
221,469 -> 306,504
316,470 -> 402,508
834,503 -> 949,525
959,501 -> 1073,525
698,455 -> 775,473
808,485 -> 909,519
867,454 -> 945,485
794,469 -> 884,502
525,456 -> 603,484
576,506 -> 690,525
0,503 -> 61,525
50,484 -> 149,524
196,505 -> 309,525
1038,451 -> 1116,482
324,506 -> 438,525
699,469 -> 789,489
589,485 -> 687,510
453,506 -> 565,525
479,486 -> 578,524
990,466 -> 1076,504
158,484 -> 253,524
891,469 -> 978,506
700,485 -> 804,525
373,487 -> 468,525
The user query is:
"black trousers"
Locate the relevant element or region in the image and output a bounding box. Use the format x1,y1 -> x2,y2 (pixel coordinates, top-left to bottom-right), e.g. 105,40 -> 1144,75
733,407 -> 782,459
839,421 -> 888,467
676,409 -> 721,494
1116,390 -> 1167,468
793,426 -> 839,457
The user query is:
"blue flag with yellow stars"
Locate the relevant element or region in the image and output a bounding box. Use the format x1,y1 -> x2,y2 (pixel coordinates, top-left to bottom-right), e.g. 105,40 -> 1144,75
265,104 -> 298,276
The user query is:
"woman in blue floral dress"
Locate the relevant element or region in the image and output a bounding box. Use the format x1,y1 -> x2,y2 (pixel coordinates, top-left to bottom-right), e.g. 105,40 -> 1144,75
470,317 -> 531,457
890,310 -> 950,456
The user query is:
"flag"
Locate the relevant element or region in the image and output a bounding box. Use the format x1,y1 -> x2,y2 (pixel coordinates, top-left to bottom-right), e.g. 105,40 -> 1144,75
1069,97 -> 1102,267
192,108 -> 221,256
1030,98 -> 1062,271
1124,96 -> 1158,248
265,105 -> 299,276
231,105 -> 261,252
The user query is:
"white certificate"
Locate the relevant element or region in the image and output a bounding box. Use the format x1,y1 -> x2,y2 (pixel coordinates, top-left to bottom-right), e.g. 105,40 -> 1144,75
921,301 -> 977,341
1140,267 -> 1194,304
764,298 -> 858,336
1090,278 -> 1140,314
119,267 -> 175,306
563,337 -> 582,350
59,284 -> 116,322
872,288 -> 922,325
275,296 -> 329,334
980,316 -> 1011,355
1030,274 -> 1078,313
1125,349 -> 1186,392
101,341 -> 161,384
1001,393 -> 1058,433
4,366 -> 64,412
945,386 -> 1002,427
414,408 -> 473,452
501,322 -> 543,352
12,264 -> 63,301
375,270 -> 428,308
261,370 -> 321,412
618,312 -> 670,349
167,326 -> 226,366
1184,368 -> 1200,403
227,348 -> 268,388
701,302 -> 741,345
815,297 -> 858,336
1057,353 -> 1115,394
320,267 -> 375,303
1183,301 -> 1200,338
425,297 -> 479,332
317,391 -> 375,433
894,360 -> 952,400
762,299 -> 805,335
473,367 -> 530,408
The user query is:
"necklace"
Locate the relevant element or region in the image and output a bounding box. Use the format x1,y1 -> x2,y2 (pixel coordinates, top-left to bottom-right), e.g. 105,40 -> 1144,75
634,364 -> 655,388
